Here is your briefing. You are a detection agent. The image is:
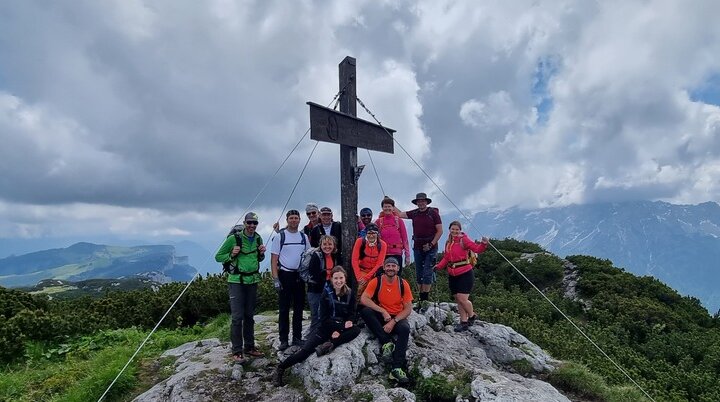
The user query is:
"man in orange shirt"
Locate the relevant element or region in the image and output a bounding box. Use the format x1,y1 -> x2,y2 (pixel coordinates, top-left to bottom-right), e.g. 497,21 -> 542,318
360,257 -> 413,384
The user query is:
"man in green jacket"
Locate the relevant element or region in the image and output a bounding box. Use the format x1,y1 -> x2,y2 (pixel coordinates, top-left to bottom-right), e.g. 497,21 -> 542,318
215,212 -> 266,363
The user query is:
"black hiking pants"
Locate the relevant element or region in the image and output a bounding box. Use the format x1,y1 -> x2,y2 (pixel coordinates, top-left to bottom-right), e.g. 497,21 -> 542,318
360,307 -> 410,369
278,325 -> 361,369
229,282 -> 257,355
278,269 -> 306,343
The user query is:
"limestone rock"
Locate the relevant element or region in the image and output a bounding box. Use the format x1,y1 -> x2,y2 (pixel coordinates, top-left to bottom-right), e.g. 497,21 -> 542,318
134,305 -> 569,402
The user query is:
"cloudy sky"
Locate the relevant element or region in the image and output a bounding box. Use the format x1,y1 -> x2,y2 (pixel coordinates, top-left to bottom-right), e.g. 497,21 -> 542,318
2,0 -> 720,252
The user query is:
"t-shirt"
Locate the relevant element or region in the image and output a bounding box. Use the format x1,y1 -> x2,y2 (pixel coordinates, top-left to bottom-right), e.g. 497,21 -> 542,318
363,277 -> 413,316
406,207 -> 442,250
270,230 -> 309,270
324,253 -> 335,280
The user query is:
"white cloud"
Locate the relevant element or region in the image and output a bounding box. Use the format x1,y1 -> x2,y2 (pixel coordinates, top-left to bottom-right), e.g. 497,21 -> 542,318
2,0 -> 720,248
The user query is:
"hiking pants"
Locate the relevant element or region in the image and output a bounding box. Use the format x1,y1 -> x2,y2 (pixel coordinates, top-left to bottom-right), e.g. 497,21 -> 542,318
279,325 -> 361,369
414,248 -> 437,285
278,270 -> 306,343
229,282 -> 257,355
360,307 -> 410,369
305,291 -> 322,337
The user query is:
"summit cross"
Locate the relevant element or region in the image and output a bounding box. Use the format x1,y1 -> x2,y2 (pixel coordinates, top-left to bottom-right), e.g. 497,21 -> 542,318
307,56 -> 396,284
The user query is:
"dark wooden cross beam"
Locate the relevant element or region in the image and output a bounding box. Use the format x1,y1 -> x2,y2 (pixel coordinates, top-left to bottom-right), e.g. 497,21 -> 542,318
307,56 -> 396,279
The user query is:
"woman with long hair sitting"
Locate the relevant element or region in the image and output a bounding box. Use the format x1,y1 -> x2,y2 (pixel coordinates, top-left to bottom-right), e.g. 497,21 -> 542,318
272,266 -> 361,386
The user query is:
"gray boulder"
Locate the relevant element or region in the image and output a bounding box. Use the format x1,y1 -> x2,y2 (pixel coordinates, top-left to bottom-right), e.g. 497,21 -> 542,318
134,304 -> 568,402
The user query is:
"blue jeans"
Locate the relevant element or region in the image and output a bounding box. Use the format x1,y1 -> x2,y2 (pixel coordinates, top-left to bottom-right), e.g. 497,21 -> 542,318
306,291 -> 322,337
414,248 -> 437,285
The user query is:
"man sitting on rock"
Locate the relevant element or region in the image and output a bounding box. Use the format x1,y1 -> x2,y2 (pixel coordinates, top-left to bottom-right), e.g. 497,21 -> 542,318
360,257 -> 413,384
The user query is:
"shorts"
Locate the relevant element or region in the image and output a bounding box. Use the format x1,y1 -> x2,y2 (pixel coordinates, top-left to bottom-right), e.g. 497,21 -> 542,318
448,270 -> 474,295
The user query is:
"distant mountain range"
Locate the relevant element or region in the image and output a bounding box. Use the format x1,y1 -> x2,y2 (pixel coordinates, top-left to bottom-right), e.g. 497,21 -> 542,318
0,242 -> 196,288
470,200 -> 720,313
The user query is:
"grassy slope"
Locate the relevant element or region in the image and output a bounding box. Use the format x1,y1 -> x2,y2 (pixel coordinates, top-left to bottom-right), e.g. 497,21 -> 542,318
0,315 -> 230,402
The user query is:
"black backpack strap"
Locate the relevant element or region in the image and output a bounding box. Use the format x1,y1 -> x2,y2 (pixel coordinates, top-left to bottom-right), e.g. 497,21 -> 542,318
359,238 -> 367,260
372,276 -> 382,304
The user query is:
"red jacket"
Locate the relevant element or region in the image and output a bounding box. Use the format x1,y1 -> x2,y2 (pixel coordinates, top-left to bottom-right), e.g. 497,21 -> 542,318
436,233 -> 487,276
351,238 -> 388,281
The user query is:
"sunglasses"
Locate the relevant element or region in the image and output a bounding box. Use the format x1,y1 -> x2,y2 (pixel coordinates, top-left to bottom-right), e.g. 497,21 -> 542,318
361,214 -> 372,217
367,230 -> 378,235
307,211 -> 317,216
245,221 -> 258,226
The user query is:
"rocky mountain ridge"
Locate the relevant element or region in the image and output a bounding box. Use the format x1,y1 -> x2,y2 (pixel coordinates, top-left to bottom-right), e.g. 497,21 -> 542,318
470,200 -> 720,313
134,304 -> 572,402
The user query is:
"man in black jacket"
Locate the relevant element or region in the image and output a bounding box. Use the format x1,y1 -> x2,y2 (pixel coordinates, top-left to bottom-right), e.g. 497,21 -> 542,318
310,207 -> 343,260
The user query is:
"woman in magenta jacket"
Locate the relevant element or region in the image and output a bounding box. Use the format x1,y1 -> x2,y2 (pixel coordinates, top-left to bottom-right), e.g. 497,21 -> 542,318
434,220 -> 489,332
375,197 -> 411,273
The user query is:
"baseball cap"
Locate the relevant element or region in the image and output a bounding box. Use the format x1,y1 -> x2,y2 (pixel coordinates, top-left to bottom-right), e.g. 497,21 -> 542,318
384,256 -> 399,266
320,207 -> 332,214
244,212 -> 259,222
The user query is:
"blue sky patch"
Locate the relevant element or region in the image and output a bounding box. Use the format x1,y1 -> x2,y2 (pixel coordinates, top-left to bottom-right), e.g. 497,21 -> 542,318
689,73 -> 720,106
531,56 -> 560,126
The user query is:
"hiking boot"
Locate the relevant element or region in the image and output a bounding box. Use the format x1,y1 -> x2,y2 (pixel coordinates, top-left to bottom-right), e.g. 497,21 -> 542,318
315,341 -> 334,357
278,341 -> 289,351
232,353 -> 246,364
245,347 -> 263,357
468,314 -> 478,325
291,338 -> 305,347
272,366 -> 285,386
389,367 -> 410,384
381,342 -> 395,362
453,322 -> 469,332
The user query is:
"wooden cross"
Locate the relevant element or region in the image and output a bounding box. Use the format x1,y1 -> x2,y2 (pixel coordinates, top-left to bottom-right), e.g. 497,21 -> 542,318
307,56 -> 396,277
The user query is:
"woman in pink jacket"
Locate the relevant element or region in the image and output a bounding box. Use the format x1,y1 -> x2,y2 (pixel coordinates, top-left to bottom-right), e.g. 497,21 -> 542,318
435,220 -> 489,332
375,197 -> 411,275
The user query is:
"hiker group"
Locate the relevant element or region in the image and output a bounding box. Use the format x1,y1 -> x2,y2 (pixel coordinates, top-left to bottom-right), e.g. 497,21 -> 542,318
214,192 -> 490,386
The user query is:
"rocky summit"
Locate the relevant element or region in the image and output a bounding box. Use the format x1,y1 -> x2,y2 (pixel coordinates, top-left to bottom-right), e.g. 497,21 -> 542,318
134,304 -> 570,402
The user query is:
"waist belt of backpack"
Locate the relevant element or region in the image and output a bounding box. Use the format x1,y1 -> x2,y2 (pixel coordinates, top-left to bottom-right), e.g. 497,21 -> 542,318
450,259 -> 470,268
239,268 -> 260,276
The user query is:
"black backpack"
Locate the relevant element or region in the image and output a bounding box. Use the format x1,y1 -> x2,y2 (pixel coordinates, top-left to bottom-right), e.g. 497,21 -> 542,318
371,275 -> 405,304
222,231 -> 264,275
358,238 -> 383,260
278,228 -> 308,254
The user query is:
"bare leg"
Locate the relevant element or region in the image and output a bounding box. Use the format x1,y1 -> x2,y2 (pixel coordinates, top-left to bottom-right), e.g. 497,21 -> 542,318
455,293 -> 473,322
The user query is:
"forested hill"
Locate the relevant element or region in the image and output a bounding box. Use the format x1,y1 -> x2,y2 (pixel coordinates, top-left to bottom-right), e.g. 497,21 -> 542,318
0,239 -> 718,401
0,242 -> 196,288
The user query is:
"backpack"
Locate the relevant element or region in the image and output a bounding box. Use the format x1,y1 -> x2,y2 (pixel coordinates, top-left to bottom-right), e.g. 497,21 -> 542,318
222,232 -> 263,274
324,282 -> 352,319
371,275 -> 405,304
377,215 -> 400,231
278,228 -> 307,254
358,238 -> 383,261
298,247 -> 322,284
459,237 -> 478,267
